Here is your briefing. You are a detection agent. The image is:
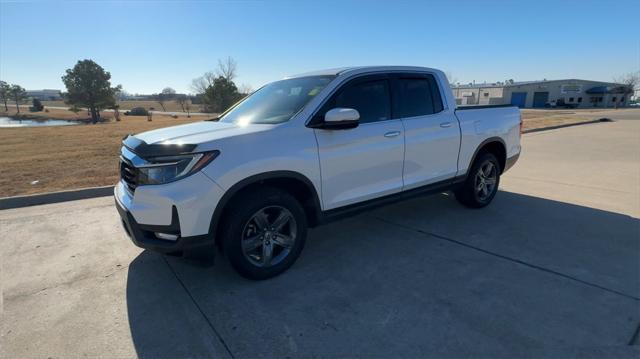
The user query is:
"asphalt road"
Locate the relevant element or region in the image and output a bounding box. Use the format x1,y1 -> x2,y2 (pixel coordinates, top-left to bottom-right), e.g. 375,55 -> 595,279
1,109 -> 639,358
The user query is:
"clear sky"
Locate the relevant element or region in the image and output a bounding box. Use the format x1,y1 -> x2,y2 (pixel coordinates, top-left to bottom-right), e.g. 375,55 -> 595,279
1,0 -> 638,94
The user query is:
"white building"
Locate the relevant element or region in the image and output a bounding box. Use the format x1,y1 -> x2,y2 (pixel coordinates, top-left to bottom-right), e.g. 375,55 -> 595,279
26,89 -> 62,101
452,79 -> 632,108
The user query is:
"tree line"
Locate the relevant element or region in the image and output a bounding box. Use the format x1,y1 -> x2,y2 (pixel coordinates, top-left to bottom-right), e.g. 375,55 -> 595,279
0,81 -> 28,114
1,57 -> 252,123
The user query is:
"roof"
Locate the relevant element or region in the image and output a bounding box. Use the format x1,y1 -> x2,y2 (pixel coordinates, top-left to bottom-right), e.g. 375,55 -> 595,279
453,79 -> 623,89
586,85 -> 632,94
286,67 -> 353,78
286,66 -> 441,79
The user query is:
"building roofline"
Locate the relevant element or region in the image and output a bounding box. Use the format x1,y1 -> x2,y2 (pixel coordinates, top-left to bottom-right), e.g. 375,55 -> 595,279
452,78 -> 624,89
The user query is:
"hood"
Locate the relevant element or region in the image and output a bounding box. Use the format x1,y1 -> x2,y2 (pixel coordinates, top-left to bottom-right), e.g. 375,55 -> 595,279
132,120 -> 272,145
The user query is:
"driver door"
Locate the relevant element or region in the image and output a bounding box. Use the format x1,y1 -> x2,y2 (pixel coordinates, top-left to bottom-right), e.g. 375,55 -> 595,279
312,74 -> 405,210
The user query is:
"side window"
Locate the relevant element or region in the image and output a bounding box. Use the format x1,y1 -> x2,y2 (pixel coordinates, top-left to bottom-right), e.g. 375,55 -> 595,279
334,80 -> 391,123
396,75 -> 444,118
396,78 -> 434,118
429,76 -> 444,113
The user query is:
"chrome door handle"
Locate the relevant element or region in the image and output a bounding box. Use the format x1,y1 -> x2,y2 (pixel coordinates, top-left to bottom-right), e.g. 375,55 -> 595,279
384,131 -> 401,138
440,122 -> 452,128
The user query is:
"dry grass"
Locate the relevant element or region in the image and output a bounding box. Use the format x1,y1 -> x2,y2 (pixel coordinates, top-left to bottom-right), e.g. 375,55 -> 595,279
520,109 -> 607,131
0,109 -> 209,197
0,107 -> 604,197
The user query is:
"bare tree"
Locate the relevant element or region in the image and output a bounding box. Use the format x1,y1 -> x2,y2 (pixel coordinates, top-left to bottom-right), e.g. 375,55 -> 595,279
190,71 -> 216,94
444,71 -> 458,86
614,71 -> 639,94
239,83 -> 254,95
191,57 -> 240,112
155,87 -> 176,112
176,94 -> 192,117
217,56 -> 237,81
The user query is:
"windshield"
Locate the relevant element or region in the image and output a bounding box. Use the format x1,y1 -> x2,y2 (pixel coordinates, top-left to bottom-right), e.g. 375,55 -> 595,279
219,75 -> 335,125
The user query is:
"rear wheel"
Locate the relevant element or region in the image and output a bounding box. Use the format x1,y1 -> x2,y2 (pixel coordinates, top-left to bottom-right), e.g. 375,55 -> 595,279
221,186 -> 307,280
455,152 -> 501,208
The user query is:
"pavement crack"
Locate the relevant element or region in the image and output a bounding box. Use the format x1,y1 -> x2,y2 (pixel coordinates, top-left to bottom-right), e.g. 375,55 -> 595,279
161,255 -> 235,359
371,215 -> 640,302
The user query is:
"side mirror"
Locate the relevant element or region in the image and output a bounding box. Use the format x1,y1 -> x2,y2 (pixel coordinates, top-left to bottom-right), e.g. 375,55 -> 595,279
321,108 -> 360,129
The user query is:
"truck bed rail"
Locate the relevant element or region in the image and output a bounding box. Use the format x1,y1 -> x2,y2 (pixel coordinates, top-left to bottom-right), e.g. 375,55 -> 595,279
456,104 -> 516,111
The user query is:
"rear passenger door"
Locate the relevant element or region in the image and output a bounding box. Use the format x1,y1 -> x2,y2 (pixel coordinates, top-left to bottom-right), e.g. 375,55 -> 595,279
392,73 -> 461,190
312,74 -> 405,210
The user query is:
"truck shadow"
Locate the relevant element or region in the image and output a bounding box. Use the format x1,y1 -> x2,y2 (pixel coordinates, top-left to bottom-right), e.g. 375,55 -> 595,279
126,190 -> 640,358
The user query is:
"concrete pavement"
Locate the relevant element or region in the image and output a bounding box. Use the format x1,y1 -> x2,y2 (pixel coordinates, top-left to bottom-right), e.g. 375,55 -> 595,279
1,109 -> 639,358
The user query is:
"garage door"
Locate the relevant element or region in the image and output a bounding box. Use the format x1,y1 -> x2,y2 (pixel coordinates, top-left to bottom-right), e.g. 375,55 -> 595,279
510,92 -> 527,108
533,92 -> 549,108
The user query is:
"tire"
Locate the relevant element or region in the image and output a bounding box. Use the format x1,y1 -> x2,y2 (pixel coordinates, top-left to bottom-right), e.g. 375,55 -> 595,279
455,152 -> 501,208
221,186 -> 307,280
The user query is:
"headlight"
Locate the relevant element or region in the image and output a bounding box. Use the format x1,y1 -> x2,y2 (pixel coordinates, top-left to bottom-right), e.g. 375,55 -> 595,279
137,151 -> 219,185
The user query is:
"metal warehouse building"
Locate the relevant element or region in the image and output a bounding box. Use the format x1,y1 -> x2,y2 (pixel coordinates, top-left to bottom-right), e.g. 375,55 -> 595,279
452,79 -> 631,108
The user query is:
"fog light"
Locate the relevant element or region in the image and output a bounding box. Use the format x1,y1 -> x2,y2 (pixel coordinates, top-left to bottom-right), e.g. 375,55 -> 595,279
155,232 -> 179,241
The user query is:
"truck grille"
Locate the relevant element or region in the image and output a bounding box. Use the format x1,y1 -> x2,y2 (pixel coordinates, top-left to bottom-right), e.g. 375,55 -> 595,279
120,157 -> 138,193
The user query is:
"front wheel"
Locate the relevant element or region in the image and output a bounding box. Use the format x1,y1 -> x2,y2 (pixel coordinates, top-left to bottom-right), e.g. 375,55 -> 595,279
221,186 -> 307,280
455,152 -> 501,208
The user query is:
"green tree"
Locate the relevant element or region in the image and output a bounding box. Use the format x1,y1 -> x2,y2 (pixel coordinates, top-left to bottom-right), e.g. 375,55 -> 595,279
10,85 -> 27,114
61,59 -> 119,123
203,76 -> 242,113
0,81 -> 10,111
69,105 -> 81,116
32,98 -> 44,111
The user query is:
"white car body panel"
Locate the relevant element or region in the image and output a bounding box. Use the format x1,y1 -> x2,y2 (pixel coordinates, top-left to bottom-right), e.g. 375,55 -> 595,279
455,106 -> 521,175
401,111 -> 461,190
314,119 -> 405,210
198,121 -> 323,203
115,65 -> 521,244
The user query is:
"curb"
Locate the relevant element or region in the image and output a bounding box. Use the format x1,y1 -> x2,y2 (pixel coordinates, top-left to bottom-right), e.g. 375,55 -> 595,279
0,186 -> 114,210
523,118 -> 612,134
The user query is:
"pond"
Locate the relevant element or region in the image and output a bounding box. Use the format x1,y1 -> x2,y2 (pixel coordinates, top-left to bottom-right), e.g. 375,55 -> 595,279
0,116 -> 82,128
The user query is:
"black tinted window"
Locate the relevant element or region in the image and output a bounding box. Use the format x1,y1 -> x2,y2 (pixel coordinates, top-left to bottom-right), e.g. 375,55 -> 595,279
428,77 -> 444,113
397,78 -> 434,117
334,80 -> 390,123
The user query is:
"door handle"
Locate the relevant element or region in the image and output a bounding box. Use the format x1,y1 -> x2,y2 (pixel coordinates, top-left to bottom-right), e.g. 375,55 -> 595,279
384,131 -> 401,138
440,122 -> 452,128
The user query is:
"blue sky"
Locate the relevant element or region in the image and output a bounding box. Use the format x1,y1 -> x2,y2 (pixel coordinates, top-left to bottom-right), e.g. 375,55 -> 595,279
1,0 -> 638,94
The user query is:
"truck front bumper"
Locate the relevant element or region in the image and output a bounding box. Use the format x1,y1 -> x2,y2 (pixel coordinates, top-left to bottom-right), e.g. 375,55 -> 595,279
113,172 -> 225,254
115,196 -> 211,254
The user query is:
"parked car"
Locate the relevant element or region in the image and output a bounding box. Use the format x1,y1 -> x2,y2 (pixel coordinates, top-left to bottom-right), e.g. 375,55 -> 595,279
124,107 -> 149,116
545,98 -> 578,109
115,66 -> 522,279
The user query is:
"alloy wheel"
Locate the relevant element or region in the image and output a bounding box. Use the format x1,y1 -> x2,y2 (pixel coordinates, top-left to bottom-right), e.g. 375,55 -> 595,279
474,160 -> 498,201
241,206 -> 297,268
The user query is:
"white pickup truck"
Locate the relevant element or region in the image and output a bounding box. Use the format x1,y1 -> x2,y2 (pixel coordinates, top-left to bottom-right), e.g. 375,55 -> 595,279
115,66 -> 521,279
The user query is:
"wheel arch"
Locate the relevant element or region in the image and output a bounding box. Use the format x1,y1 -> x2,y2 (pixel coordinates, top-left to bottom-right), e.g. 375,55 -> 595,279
210,171 -> 322,249
467,137 -> 507,175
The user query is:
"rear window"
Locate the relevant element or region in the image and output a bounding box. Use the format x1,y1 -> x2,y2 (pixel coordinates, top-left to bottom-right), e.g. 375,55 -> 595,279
396,75 -> 444,118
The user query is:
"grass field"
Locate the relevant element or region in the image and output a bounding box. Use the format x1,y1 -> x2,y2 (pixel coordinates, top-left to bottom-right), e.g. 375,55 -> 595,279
0,108 -> 605,197
0,109 -> 208,197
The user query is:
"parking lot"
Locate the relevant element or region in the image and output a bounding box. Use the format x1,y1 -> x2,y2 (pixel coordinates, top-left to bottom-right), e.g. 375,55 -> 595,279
1,109 -> 639,358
